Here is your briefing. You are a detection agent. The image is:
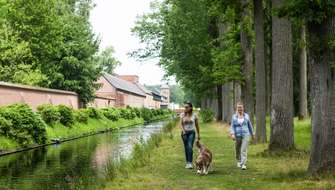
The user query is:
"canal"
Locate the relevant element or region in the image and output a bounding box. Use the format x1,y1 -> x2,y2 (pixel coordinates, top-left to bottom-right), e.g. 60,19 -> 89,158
0,121 -> 168,190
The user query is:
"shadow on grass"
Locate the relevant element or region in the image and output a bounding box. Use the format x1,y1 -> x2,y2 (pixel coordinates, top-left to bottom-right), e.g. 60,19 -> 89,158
265,169 -> 309,182
255,148 -> 310,159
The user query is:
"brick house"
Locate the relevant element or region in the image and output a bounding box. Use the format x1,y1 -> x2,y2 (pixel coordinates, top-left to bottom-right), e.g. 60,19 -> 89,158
95,73 -> 146,108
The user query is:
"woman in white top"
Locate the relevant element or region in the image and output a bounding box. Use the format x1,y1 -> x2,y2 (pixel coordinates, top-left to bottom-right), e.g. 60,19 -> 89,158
180,102 -> 200,169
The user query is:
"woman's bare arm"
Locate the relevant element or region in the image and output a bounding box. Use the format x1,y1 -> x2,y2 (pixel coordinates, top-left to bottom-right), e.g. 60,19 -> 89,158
180,115 -> 185,134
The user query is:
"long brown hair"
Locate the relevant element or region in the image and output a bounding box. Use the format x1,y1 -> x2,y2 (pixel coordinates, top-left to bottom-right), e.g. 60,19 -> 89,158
184,102 -> 193,116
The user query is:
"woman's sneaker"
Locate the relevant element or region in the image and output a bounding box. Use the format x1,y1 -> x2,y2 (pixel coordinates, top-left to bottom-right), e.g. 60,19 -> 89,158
237,162 -> 241,168
185,163 -> 193,169
241,165 -> 247,170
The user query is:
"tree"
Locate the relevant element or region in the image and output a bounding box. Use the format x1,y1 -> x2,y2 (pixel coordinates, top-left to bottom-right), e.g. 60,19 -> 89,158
169,85 -> 185,105
240,0 -> 255,125
307,14 -> 335,176
278,0 -> 335,176
3,0 -> 101,105
254,0 -> 267,143
298,24 -> 308,120
269,0 -> 294,151
96,46 -> 120,74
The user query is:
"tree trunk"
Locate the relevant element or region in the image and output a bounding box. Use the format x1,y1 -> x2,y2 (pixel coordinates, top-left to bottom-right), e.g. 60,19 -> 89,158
210,88 -> 219,120
265,0 -> 272,115
254,0 -> 267,143
217,85 -> 223,121
240,0 -> 255,125
298,24 -> 308,120
234,82 -> 242,106
307,15 -> 335,175
222,83 -> 234,124
269,0 -> 294,151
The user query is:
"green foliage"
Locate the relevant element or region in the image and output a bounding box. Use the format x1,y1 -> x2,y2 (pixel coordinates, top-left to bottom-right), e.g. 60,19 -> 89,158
169,85 -> 185,104
86,107 -> 103,119
279,0 -> 335,23
0,104 -> 47,145
132,0 -> 244,101
1,0 -> 101,104
132,0 -> 214,97
119,108 -> 137,120
200,109 -> 214,123
74,109 -> 89,124
37,104 -> 61,125
96,46 -> 121,74
101,108 -> 121,121
57,105 -> 75,127
140,108 -> 154,122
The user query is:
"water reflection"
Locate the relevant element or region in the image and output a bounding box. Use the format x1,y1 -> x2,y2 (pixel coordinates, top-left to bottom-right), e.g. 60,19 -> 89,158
0,121 -> 167,190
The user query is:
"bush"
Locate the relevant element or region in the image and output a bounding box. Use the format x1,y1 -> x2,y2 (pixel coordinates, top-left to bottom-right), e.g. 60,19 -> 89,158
86,107 -> 103,119
37,104 -> 61,125
200,108 -> 214,123
0,104 -> 47,145
140,108 -> 153,122
129,107 -> 141,118
102,108 -> 120,121
57,105 -> 74,127
120,108 -> 136,120
74,109 -> 89,124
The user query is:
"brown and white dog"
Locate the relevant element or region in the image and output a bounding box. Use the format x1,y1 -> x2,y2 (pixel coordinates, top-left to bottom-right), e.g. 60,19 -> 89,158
195,140 -> 213,175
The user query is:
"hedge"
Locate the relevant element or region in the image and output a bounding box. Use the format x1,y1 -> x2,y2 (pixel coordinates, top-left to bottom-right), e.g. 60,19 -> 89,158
0,104 -> 47,146
0,103 -> 173,146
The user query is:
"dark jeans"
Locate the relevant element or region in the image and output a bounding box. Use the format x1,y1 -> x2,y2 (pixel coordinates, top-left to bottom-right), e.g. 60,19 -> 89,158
181,130 -> 195,163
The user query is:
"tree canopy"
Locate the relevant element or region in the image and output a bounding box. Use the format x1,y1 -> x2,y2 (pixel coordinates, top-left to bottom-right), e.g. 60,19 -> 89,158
0,0 -> 102,104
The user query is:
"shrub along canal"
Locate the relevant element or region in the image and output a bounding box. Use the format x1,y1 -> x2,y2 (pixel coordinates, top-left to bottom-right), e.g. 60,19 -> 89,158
0,120 -> 170,190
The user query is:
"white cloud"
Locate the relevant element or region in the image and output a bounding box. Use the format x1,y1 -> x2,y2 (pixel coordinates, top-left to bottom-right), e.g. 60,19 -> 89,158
90,0 -> 174,85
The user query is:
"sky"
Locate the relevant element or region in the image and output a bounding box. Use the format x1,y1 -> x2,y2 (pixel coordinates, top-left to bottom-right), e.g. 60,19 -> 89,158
90,0 -> 173,85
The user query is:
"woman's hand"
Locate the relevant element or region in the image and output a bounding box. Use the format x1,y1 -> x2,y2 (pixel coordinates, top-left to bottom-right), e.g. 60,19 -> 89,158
197,135 -> 201,141
230,134 -> 236,141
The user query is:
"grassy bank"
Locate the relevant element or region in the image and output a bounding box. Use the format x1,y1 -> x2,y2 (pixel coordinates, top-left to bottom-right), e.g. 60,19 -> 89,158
0,103 -> 174,153
46,117 -> 144,140
104,119 -> 335,190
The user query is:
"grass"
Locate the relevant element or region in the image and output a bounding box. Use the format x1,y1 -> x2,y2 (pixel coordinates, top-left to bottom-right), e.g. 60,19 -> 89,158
46,117 -> 144,140
0,136 -> 19,151
104,119 -> 335,190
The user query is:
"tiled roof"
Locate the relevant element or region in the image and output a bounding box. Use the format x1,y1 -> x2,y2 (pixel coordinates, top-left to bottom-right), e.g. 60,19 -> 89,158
136,83 -> 152,95
103,73 -> 146,97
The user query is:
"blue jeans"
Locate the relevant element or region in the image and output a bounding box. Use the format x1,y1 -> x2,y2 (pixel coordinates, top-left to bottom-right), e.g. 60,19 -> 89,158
181,130 -> 195,163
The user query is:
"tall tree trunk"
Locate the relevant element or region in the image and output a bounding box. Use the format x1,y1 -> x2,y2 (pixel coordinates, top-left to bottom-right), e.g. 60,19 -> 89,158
217,85 -> 223,121
269,0 -> 294,151
210,88 -> 219,120
307,15 -> 335,175
265,0 -> 272,115
240,0 -> 255,125
222,83 -> 234,123
254,0 -> 267,143
298,24 -> 308,120
234,82 -> 242,105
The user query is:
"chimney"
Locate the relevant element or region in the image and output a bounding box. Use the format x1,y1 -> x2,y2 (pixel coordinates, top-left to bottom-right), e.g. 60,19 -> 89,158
118,75 -> 139,83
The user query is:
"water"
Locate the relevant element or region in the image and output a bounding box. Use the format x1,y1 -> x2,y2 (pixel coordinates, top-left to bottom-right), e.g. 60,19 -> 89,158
0,121 -> 168,190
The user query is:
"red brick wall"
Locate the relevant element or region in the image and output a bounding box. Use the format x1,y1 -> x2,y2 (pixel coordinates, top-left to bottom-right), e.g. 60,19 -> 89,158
0,82 -> 79,110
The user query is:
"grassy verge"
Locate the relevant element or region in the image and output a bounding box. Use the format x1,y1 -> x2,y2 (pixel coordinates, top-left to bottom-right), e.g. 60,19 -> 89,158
0,117 -> 146,153
104,119 -> 335,190
0,136 -> 19,151
46,117 -> 144,140
88,119 -> 178,189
